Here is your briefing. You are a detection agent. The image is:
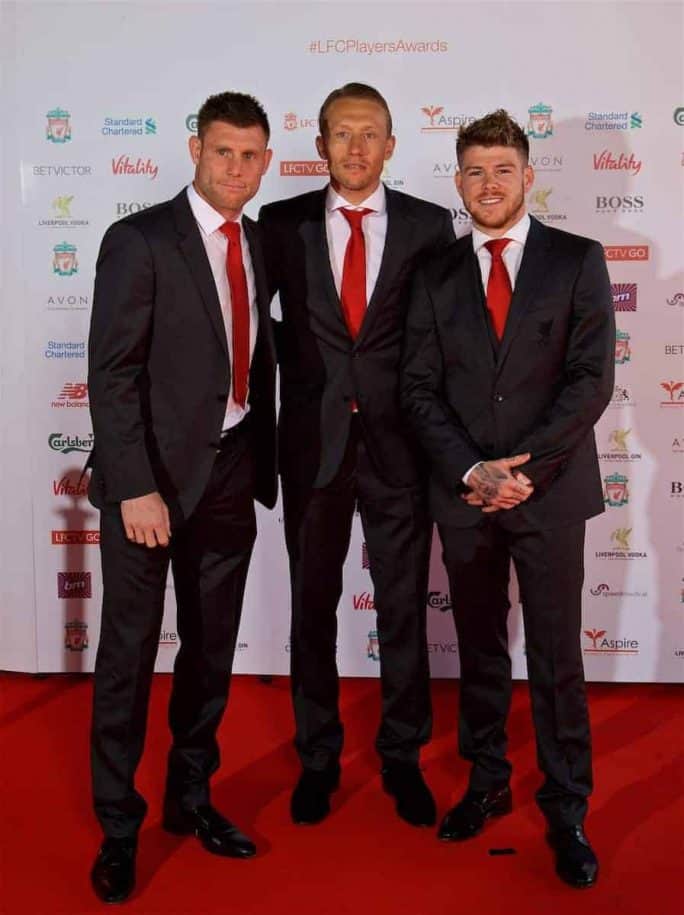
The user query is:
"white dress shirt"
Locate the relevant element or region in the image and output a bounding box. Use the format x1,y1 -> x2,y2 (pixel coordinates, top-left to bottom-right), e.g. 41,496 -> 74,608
472,212 -> 531,291
463,212 -> 531,485
186,183 -> 258,431
325,182 -> 388,303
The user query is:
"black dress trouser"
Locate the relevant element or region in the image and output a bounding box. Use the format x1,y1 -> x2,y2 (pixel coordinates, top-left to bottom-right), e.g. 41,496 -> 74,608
282,416 -> 433,771
438,517 -> 592,830
91,426 -> 256,839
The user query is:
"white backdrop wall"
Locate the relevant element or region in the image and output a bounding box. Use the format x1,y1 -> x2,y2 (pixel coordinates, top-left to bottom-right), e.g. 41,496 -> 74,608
1,1 -> 682,681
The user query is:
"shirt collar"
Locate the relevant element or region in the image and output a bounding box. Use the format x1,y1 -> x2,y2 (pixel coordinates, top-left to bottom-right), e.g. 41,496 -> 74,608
186,183 -> 243,236
326,181 -> 386,215
472,212 -> 531,255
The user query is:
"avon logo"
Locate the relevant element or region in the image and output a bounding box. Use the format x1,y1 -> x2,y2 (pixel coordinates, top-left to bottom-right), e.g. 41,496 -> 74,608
111,155 -> 158,179
592,150 -> 642,175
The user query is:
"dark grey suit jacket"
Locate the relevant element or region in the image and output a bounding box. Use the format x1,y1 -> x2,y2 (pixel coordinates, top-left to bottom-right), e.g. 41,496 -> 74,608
88,189 -> 277,522
259,186 -> 455,490
400,216 -> 615,530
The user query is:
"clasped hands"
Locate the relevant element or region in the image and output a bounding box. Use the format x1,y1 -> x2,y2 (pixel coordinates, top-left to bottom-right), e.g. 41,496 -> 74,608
462,453 -> 533,513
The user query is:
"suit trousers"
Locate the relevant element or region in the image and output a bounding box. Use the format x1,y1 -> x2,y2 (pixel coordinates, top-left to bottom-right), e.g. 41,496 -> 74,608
438,518 -> 592,830
282,415 -> 432,770
91,425 -> 256,839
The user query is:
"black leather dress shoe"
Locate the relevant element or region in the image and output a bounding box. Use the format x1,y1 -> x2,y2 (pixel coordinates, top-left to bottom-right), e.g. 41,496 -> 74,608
381,763 -> 436,827
438,785 -> 512,840
290,763 -> 341,825
162,804 -> 256,858
91,837 -> 137,904
548,825 -> 599,888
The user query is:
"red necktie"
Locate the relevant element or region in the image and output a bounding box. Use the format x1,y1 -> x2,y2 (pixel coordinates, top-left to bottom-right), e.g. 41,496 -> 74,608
220,221 -> 250,407
485,238 -> 512,340
340,208 -> 373,339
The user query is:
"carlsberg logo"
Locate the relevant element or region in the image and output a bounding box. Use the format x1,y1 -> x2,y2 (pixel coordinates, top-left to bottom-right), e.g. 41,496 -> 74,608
49,432 -> 94,453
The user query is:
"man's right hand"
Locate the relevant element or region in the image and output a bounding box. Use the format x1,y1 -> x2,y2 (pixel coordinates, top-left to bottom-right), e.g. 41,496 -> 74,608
121,492 -> 171,548
464,454 -> 534,511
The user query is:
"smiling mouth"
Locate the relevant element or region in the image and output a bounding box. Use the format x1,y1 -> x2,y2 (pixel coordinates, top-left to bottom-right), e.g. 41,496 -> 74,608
478,197 -> 504,206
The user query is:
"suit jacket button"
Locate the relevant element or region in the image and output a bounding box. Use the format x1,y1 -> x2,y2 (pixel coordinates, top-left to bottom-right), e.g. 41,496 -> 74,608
493,393 -> 505,403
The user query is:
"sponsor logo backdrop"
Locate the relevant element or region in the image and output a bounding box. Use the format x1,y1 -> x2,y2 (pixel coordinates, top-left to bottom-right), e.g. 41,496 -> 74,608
2,1 -> 682,681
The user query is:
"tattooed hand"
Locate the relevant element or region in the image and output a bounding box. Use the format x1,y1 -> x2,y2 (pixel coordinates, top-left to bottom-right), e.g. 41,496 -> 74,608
463,455 -> 533,511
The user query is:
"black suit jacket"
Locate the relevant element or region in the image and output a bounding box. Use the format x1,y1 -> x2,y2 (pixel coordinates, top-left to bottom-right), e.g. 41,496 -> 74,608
400,216 -> 615,530
259,186 -> 455,489
87,189 -> 277,522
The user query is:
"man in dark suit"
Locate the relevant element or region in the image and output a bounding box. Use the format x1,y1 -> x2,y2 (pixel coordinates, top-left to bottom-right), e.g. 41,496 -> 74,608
400,110 -> 614,887
87,92 -> 276,903
259,83 -> 455,828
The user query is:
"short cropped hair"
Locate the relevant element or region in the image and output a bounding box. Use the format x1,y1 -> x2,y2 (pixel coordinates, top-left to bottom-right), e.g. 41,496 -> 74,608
318,83 -> 393,137
456,109 -> 529,166
196,91 -> 270,141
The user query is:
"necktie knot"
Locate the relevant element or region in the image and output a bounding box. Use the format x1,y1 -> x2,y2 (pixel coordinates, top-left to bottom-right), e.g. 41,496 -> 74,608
485,237 -> 511,260
220,220 -> 241,244
340,207 -> 373,231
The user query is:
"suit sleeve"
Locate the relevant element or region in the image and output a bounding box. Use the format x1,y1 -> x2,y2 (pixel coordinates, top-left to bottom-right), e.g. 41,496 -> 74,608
257,204 -> 280,300
439,208 -> 457,247
87,221 -> 157,502
400,264 -> 483,492
513,241 -> 615,490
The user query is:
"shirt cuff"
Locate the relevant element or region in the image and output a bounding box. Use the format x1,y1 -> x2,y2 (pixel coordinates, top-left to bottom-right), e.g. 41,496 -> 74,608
462,461 -> 483,486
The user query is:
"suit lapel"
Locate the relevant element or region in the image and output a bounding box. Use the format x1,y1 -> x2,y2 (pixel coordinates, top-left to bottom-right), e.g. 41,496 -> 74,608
454,237 -> 497,371
298,190 -> 350,336
497,216 -> 551,370
172,190 -> 228,355
243,216 -> 276,366
356,187 -> 412,344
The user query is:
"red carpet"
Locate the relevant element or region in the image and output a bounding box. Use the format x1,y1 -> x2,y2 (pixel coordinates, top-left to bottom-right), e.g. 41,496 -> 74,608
1,674 -> 682,914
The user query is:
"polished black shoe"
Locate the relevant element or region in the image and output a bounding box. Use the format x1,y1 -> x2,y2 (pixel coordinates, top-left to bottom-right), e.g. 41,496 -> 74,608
91,837 -> 137,904
438,785 -> 512,840
548,825 -> 599,888
162,803 -> 256,858
381,763 -> 436,827
290,763 -> 341,825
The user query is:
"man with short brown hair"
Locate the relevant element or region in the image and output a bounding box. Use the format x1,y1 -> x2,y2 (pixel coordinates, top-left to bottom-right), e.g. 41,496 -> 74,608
88,90 -> 276,903
401,109 -> 614,888
260,83 -> 455,828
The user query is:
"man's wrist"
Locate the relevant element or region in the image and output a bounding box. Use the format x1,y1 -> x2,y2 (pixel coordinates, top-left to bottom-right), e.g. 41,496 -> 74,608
462,461 -> 484,487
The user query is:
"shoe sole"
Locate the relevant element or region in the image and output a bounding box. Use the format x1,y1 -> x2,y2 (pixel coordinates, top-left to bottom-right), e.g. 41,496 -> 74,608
162,821 -> 256,857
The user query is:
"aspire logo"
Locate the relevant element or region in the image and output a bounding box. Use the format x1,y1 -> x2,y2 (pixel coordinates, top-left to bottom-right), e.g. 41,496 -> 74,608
583,628 -> 639,654
660,381 -> 684,406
